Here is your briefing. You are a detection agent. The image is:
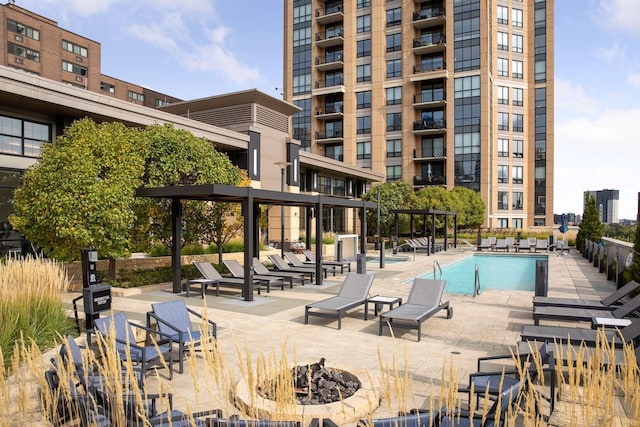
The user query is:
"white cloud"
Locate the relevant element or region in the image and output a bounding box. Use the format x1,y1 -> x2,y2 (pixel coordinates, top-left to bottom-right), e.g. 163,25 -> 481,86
593,43 -> 625,63
599,0 -> 640,33
554,79 -> 601,119
555,107 -> 640,219
626,73 -> 640,88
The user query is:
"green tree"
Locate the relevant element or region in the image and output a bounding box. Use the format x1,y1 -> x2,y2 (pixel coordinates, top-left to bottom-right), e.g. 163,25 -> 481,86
362,181 -> 416,238
576,193 -> 604,254
631,224 -> 640,283
10,119 -> 146,271
134,123 -> 242,250
451,187 -> 485,229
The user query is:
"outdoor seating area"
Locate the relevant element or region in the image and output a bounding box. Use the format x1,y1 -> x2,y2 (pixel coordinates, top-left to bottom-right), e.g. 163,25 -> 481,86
33,247 -> 639,426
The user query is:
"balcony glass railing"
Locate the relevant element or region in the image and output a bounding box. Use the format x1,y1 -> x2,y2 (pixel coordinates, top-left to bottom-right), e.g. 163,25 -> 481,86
413,119 -> 446,131
413,34 -> 445,47
412,7 -> 445,21
315,77 -> 344,88
413,175 -> 446,186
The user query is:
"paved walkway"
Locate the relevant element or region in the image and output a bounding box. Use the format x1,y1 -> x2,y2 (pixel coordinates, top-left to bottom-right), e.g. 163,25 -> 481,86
62,247 -> 618,424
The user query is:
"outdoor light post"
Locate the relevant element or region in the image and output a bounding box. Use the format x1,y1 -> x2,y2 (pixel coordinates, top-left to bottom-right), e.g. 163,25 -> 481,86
376,186 -> 381,251
274,161 -> 291,258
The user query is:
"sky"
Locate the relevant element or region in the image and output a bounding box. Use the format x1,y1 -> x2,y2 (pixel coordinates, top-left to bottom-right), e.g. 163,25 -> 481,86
14,0 -> 640,220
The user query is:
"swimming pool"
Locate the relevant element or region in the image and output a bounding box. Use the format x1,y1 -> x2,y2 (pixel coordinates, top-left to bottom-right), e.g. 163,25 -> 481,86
418,254 -> 547,295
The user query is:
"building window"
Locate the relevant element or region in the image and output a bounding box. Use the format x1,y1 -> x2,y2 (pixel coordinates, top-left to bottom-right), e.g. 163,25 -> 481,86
386,33 -> 401,52
513,192 -> 523,210
535,60 -> 546,82
293,4 -> 312,24
128,90 -> 145,102
421,82 -> 444,102
513,139 -> 523,158
155,98 -> 170,107
7,19 -> 39,40
386,165 -> 402,182
422,136 -> 444,157
512,8 -> 523,28
512,60 -> 523,79
325,145 -> 343,162
62,60 -> 87,76
498,165 -> 508,183
293,73 -> 311,95
357,141 -> 371,159
357,14 -> 371,32
386,112 -> 402,131
356,64 -> 371,82
497,32 -> 509,51
386,7 -> 401,27
0,115 -> 51,157
357,38 -> 371,57
498,191 -> 508,210
100,82 -> 115,93
293,27 -> 311,47
497,6 -> 508,24
513,87 -> 523,106
454,75 -> 480,98
513,165 -> 523,184
356,90 -> 371,109
513,113 -> 523,132
386,59 -> 402,78
498,86 -> 509,104
357,0 -> 370,8
7,42 -> 39,62
512,34 -> 523,53
498,218 -> 509,228
513,218 -> 523,229
498,112 -> 509,131
498,58 -> 508,77
357,116 -> 371,134
386,86 -> 402,105
386,139 -> 402,158
498,138 -> 509,157
62,40 -> 88,57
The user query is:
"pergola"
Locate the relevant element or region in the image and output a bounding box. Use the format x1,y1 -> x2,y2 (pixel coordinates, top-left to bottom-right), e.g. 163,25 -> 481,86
390,209 -> 459,254
136,184 -> 377,301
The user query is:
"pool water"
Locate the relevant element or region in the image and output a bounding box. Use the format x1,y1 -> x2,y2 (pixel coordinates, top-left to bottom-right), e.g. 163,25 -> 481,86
418,254 -> 547,295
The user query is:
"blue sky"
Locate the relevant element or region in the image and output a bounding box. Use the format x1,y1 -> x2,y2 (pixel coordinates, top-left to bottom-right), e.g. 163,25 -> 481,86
17,0 -> 640,220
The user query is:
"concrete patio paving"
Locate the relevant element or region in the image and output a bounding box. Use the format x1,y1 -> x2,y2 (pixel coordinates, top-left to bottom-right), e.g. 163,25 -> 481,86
62,246 -> 622,425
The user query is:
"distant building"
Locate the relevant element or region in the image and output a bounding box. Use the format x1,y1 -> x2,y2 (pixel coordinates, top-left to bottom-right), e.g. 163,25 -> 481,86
584,190 -> 619,224
554,212 -> 579,225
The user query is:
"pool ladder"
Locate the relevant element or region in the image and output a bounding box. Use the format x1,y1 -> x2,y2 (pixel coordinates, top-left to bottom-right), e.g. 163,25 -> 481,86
433,260 -> 443,280
473,264 -> 481,297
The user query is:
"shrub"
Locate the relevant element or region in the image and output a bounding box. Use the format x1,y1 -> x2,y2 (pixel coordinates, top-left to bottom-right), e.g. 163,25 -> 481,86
181,244 -> 205,255
148,244 -> 170,257
0,257 -> 75,367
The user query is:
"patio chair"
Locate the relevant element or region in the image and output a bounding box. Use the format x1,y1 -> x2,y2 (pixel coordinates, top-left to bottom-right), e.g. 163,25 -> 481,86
93,311 -> 173,383
252,257 -> 306,287
493,239 -> 509,252
521,318 -> 640,349
223,259 -> 284,292
147,299 -> 217,374
302,249 -> 352,274
357,408 -> 438,427
505,237 -> 516,251
304,272 -> 375,329
532,280 -> 640,310
532,293 -> 640,326
268,254 -> 317,283
379,278 -> 452,342
534,239 -> 548,252
284,251 -> 336,277
192,261 -> 262,298
477,238 -> 493,251
517,238 -> 532,252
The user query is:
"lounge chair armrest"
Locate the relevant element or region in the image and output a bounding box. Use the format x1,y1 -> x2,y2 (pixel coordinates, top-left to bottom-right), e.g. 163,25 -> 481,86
477,351 -> 534,371
128,320 -> 174,344
187,307 -> 217,337
189,408 -> 223,420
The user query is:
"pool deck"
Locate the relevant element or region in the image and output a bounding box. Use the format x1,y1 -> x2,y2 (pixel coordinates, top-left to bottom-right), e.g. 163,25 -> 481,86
61,246 -> 621,424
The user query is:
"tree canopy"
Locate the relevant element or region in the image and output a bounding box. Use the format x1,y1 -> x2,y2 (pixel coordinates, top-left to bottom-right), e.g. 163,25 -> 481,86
576,193 -> 604,253
10,119 -> 242,262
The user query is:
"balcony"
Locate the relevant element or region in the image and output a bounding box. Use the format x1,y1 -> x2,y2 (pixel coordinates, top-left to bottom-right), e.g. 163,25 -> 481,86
412,148 -> 446,161
413,175 -> 446,187
315,130 -> 344,144
316,6 -> 343,25
315,54 -> 343,72
410,66 -> 448,82
316,30 -> 344,48
412,36 -> 446,55
315,102 -> 344,120
312,78 -> 345,96
412,9 -> 446,29
413,119 -> 446,135
413,94 -> 446,109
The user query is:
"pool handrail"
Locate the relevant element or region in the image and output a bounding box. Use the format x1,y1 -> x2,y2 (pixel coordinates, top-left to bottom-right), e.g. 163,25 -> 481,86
473,264 -> 481,297
433,260 -> 443,280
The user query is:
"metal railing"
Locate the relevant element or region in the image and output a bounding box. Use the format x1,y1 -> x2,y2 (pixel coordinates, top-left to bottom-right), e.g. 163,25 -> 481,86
473,264 -> 481,297
433,259 -> 443,280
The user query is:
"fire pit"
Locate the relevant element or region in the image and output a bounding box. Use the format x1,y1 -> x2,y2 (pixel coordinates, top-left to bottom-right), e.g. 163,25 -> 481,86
260,358 -> 360,405
233,359 -> 379,425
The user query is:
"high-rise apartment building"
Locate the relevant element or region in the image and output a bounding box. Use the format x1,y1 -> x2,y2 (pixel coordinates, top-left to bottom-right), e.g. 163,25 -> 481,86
283,0 -> 554,228
584,189 -> 619,225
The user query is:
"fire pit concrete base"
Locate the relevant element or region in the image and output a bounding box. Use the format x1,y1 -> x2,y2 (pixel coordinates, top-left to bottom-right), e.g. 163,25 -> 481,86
233,367 -> 379,425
